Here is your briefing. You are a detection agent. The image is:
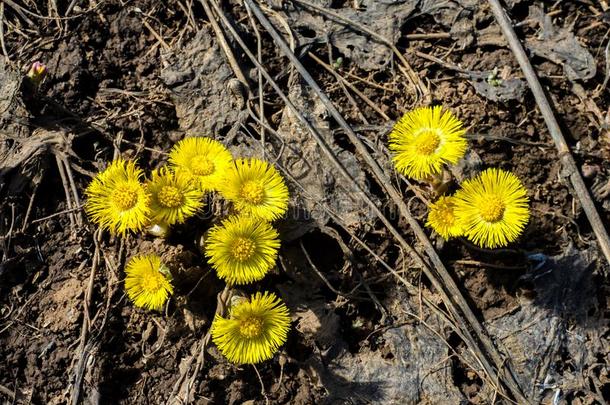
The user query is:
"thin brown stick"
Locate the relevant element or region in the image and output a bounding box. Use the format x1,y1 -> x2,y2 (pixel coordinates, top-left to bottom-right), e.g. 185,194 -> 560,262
337,78 -> 369,124
488,0 -> 610,266
21,181 -> 39,232
340,68 -> 397,92
3,0 -> 35,25
7,0 -> 104,21
0,3 -> 9,60
451,259 -> 526,271
31,204 -> 84,224
414,50 -> 467,73
65,0 -> 78,16
62,156 -> 83,225
405,32 -> 450,40
48,0 -> 62,31
0,383 -> 18,402
252,365 -> 269,405
55,154 -> 76,231
244,3 -> 266,158
2,204 -> 15,263
142,19 -> 172,52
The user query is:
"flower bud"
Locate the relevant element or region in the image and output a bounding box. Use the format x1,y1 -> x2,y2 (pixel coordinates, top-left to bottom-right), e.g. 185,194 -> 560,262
26,61 -> 47,87
147,222 -> 170,238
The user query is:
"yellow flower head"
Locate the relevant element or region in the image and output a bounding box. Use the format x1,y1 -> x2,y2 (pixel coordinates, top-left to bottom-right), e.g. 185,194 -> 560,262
168,137 -> 233,192
204,215 -> 280,285
147,167 -> 204,225
453,168 -> 530,248
124,254 -> 173,311
85,159 -> 150,235
389,106 -> 467,180
211,292 -> 291,364
426,195 -> 464,239
219,158 -> 289,221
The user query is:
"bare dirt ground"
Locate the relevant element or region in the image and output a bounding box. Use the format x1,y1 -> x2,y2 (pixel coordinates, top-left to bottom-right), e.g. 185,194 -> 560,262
0,0 -> 609,404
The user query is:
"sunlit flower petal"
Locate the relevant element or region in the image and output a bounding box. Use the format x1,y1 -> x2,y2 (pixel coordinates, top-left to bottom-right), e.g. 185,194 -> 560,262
85,159 -> 150,235
125,255 -> 173,311
204,215 -> 280,285
147,167 -> 204,225
426,195 -> 464,239
218,158 -> 289,221
454,168 -> 530,248
389,106 -> 467,180
211,292 -> 291,364
168,137 -> 233,192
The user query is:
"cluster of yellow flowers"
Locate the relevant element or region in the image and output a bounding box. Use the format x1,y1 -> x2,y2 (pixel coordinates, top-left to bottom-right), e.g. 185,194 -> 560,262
84,137 -> 291,364
84,104 -> 530,367
388,106 -> 530,248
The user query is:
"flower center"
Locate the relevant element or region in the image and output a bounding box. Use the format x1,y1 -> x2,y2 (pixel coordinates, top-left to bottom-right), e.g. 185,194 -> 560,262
414,130 -> 441,155
438,209 -> 455,226
232,237 -> 256,262
190,156 -> 215,176
239,316 -> 264,338
480,195 -> 506,223
435,199 -> 457,225
158,185 -> 183,208
240,181 -> 265,205
112,185 -> 139,211
141,271 -> 165,293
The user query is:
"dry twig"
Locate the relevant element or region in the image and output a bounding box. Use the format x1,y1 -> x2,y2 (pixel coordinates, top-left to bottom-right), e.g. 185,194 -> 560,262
0,3 -> 9,60
244,2 -> 266,158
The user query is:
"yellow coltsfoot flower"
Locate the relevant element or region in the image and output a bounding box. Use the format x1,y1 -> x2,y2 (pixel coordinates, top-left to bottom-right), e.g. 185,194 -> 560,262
426,195 -> 464,239
219,158 -> 289,221
204,215 -> 280,285
388,105 -> 467,180
453,168 -> 530,248
147,167 -> 204,225
85,159 -> 150,235
211,291 -> 291,364
168,137 -> 233,192
124,255 -> 173,311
